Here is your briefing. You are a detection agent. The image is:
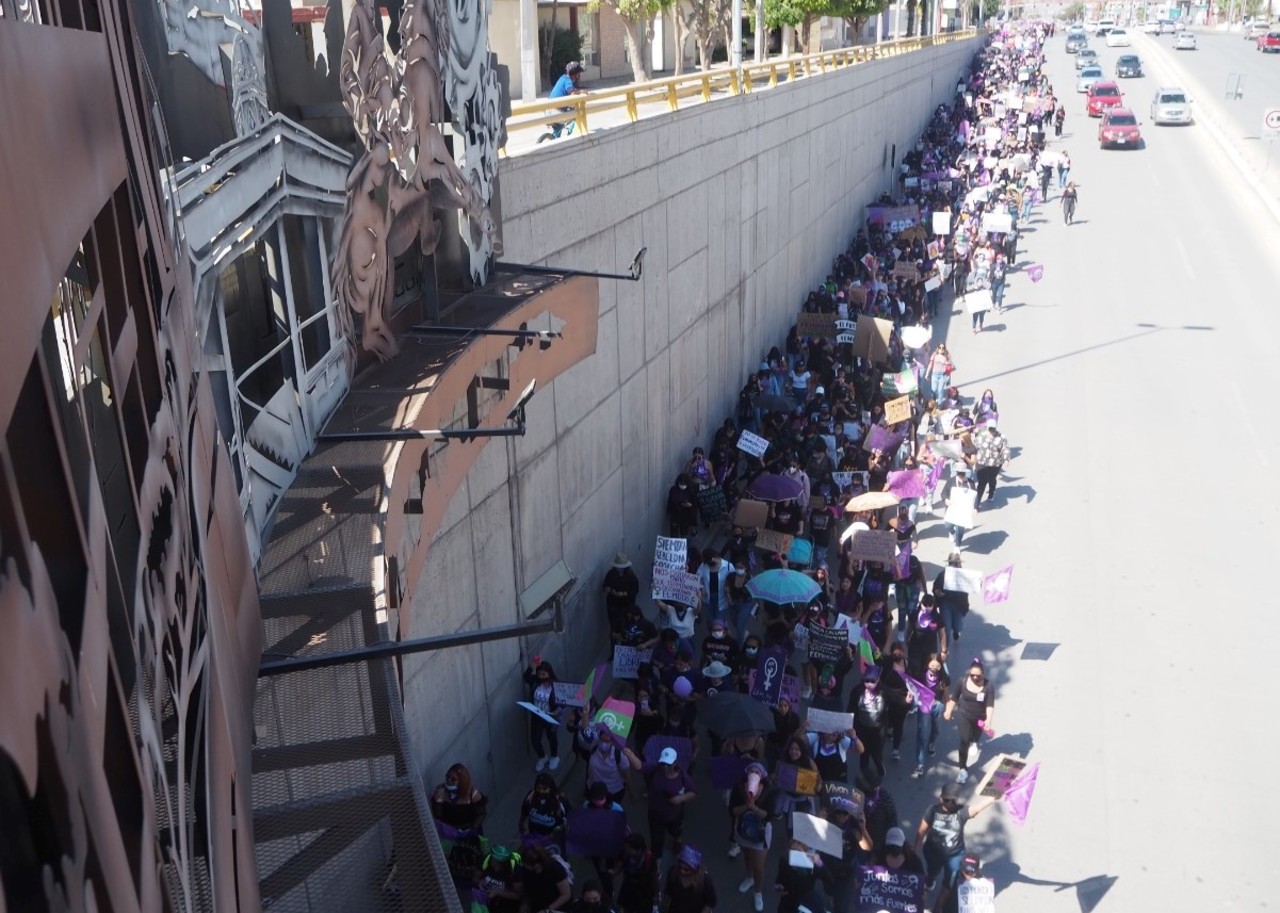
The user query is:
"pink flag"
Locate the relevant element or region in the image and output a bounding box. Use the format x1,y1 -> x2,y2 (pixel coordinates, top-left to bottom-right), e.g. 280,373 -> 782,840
982,565 -> 1014,604
1028,264 -> 1044,283
1002,762 -> 1040,826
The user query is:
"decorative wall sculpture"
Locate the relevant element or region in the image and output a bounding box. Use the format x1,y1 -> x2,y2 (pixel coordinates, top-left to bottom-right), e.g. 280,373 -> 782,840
331,0 -> 503,361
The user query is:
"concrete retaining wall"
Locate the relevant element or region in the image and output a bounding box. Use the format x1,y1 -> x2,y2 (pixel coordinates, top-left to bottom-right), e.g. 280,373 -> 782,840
400,36 -> 984,804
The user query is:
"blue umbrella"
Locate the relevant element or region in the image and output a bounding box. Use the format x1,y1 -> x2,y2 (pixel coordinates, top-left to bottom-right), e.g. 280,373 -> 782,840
746,568 -> 821,605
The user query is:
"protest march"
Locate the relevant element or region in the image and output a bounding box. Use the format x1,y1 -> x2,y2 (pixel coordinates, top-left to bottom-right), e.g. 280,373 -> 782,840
426,21 -> 1060,913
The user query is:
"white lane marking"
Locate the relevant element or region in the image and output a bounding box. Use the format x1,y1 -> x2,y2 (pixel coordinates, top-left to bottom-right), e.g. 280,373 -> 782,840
1174,237 -> 1196,280
1231,380 -> 1271,468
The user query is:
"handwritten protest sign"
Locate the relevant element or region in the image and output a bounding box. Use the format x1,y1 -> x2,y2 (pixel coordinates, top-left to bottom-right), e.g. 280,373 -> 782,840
753,528 -> 795,555
932,210 -> 952,235
653,566 -> 701,605
554,681 -> 587,708
737,430 -> 770,458
807,624 -> 847,663
835,318 -> 857,345
958,877 -> 996,913
733,498 -> 769,531
797,312 -> 838,338
805,708 -> 855,734
654,536 -> 687,571
566,807 -> 628,858
977,754 -> 1028,799
822,781 -> 865,819
857,867 -> 926,913
944,566 -> 985,595
848,529 -> 897,565
517,702 -> 561,726
893,261 -> 920,281
880,370 -> 918,398
845,285 -> 868,307
594,697 -> 636,738
775,762 -> 820,795
611,646 -> 652,679
793,812 -> 844,856
695,485 -> 728,522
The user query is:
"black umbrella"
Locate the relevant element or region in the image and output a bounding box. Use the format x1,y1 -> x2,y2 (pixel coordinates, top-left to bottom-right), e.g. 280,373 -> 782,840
700,691 -> 777,740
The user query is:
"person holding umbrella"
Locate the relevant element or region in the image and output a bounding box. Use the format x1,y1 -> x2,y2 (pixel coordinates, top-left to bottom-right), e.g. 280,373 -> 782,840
730,761 -> 776,911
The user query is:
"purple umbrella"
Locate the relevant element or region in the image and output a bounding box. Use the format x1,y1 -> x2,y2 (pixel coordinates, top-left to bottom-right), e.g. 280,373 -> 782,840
746,473 -> 805,503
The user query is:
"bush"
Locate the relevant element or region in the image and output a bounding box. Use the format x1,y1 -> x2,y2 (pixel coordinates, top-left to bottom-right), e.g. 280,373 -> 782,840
540,25 -> 585,86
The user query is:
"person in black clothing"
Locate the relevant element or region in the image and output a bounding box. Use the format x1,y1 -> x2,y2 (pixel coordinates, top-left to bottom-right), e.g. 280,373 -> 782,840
519,773 -> 569,850
569,880 -> 615,913
937,854 -> 987,913
875,826 -> 926,874
615,606 -> 659,652
666,475 -> 698,538
602,553 -> 640,646
663,845 -> 717,913
775,842 -> 823,913
879,644 -> 913,763
915,782 -> 995,896
615,834 -> 658,913
859,780 -> 899,850
945,659 -> 995,784
519,843 -> 573,913
932,556 -> 970,646
850,666 -> 887,785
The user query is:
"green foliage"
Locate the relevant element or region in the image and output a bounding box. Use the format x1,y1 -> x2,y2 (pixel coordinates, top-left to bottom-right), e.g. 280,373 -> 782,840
539,24 -> 585,81
827,0 -> 892,28
1242,0 -> 1264,19
1060,1 -> 1085,21
590,0 -> 667,21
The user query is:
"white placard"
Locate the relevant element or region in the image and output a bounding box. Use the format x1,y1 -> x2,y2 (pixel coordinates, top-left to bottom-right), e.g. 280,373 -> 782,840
943,488 -> 977,529
964,290 -> 993,315
924,275 -> 942,292
805,708 -> 855,734
737,430 -> 770,458
654,536 -> 687,571
944,567 -> 985,595
958,877 -> 997,913
983,212 -> 1013,235
518,701 -> 561,726
933,211 -> 951,235
792,811 -> 845,856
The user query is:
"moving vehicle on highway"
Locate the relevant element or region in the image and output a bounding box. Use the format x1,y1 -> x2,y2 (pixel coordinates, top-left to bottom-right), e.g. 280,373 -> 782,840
1258,30 -> 1280,52
1159,19 -> 1178,33
1066,31 -> 1089,53
1142,19 -> 1161,33
1086,81 -> 1124,117
1077,65 -> 1104,92
1116,54 -> 1143,77
1098,108 -> 1142,149
1105,27 -> 1133,46
1096,18 -> 1117,34
1076,48 -> 1100,69
1245,21 -> 1271,39
1174,31 -> 1197,49
1150,87 -> 1193,125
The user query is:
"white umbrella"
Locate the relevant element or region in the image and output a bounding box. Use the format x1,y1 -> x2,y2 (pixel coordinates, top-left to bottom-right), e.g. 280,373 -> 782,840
839,521 -> 870,544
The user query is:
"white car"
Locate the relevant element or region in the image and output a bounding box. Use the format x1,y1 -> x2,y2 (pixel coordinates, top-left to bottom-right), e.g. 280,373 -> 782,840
1142,20 -> 1161,33
1174,31 -> 1197,49
1150,87 -> 1193,125
1245,21 -> 1270,39
1105,27 -> 1132,46
1076,65 -> 1105,93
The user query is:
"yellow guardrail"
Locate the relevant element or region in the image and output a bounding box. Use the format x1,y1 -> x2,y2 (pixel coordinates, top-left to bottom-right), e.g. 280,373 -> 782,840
503,30 -> 980,151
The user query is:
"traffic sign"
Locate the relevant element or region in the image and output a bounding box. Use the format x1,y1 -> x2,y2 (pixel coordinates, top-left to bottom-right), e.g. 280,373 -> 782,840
1264,108 -> 1280,141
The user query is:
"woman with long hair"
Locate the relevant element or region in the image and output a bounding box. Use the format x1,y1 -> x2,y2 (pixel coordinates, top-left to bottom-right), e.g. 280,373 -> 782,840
944,658 -> 995,784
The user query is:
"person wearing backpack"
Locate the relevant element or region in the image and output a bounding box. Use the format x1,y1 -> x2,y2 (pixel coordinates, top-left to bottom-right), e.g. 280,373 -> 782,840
615,834 -> 658,913
729,762 -> 775,912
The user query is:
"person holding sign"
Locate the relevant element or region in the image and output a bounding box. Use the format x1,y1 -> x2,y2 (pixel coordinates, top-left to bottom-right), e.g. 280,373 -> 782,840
915,782 -> 997,897
945,659 -> 996,784
524,660 -> 565,772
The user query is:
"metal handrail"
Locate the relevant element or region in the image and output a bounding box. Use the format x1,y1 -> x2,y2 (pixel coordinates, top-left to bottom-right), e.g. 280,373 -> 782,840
503,30 -> 979,151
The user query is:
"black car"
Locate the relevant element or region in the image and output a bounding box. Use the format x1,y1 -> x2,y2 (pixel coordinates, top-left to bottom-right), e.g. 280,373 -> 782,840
1116,54 -> 1143,77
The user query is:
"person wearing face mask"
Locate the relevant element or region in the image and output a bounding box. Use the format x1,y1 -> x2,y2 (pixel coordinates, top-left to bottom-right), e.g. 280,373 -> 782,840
519,773 -> 569,851
914,782 -> 996,897
784,454 -> 812,510
850,666 -> 887,785
615,606 -> 658,653
615,833 -> 658,913
700,617 -> 738,669
519,843 -> 573,913
912,655 -> 951,779
879,643 -> 912,762
430,762 -> 489,837
733,634 -> 764,695
906,598 -> 947,678
583,727 -> 632,805
579,784 -> 627,900
874,826 -> 926,874
523,660 -> 564,772
806,727 -> 862,785
569,880 -> 616,913
944,659 -> 995,784
666,474 -> 698,538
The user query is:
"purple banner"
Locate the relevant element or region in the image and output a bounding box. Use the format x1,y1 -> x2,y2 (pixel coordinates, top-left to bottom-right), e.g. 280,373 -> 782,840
749,645 -> 788,706
864,424 -> 903,454
566,807 -> 628,858
887,470 -> 926,500
710,754 -> 751,790
857,866 -> 926,913
748,669 -> 801,708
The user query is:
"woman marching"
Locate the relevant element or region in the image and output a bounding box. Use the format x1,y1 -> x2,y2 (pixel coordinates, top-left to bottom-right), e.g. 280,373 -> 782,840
943,658 -> 995,784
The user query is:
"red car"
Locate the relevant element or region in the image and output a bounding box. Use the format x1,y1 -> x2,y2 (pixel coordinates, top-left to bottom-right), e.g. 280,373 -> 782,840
1087,81 -> 1124,116
1098,107 -> 1142,148
1258,30 -> 1280,52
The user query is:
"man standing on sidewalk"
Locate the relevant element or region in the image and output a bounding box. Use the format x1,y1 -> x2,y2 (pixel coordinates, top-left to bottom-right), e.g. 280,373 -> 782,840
972,423 -> 1009,506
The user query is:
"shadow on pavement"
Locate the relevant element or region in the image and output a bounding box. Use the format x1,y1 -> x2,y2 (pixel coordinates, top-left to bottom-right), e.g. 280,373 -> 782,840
962,529 -> 1008,554
993,483 -> 1035,505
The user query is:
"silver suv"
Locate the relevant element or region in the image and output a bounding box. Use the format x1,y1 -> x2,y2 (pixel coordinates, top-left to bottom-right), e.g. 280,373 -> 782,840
1150,87 -> 1192,125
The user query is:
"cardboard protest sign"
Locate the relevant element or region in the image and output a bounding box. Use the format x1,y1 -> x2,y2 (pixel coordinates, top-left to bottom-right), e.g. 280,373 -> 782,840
652,566 -> 701,606
517,702 -> 561,727
796,312 -> 838,338
710,754 -> 751,789
943,488 -> 977,529
932,210 -> 952,234
754,528 -> 795,555
958,877 -> 997,913
643,735 -> 694,769
856,866 -> 927,913
733,498 -> 769,531
926,240 -> 942,259
822,781 -> 865,819
566,807 -> 628,858
845,285 -> 868,307
793,811 -> 844,856
775,762 -> 820,795
554,681 -> 588,708
806,624 -> 848,664
695,485 -> 728,522
892,260 -> 920,281
834,614 -> 862,644
611,646 -> 652,679
737,430 -> 770,458
851,316 -> 894,364
848,529 -> 897,565
944,566 -> 984,595
804,708 -> 855,734
977,754 -> 1029,798
593,697 -> 635,738
654,536 -> 687,571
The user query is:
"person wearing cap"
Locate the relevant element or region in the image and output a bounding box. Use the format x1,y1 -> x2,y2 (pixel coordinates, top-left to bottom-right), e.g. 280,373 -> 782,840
936,854 -> 987,913
972,422 -> 1009,507
729,761 -> 775,911
549,60 -> 586,100
620,743 -> 697,863
602,553 -> 639,645
914,782 -> 996,896
663,844 -> 717,913
478,844 -> 524,913
875,826 -> 926,874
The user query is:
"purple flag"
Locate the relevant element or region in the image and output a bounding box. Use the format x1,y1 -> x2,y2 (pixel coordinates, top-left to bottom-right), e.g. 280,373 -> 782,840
924,459 -> 946,494
886,470 -> 926,500
710,754 -> 751,790
982,565 -> 1014,604
566,807 -> 628,857
1003,762 -> 1040,826
904,675 -> 936,714
1028,263 -> 1044,283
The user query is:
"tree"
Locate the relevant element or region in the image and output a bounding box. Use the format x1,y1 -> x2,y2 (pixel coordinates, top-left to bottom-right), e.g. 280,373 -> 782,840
590,0 -> 667,82
681,0 -> 731,70
756,0 -> 830,54
1061,1 -> 1086,22
828,0 -> 890,42
1243,0 -> 1264,19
